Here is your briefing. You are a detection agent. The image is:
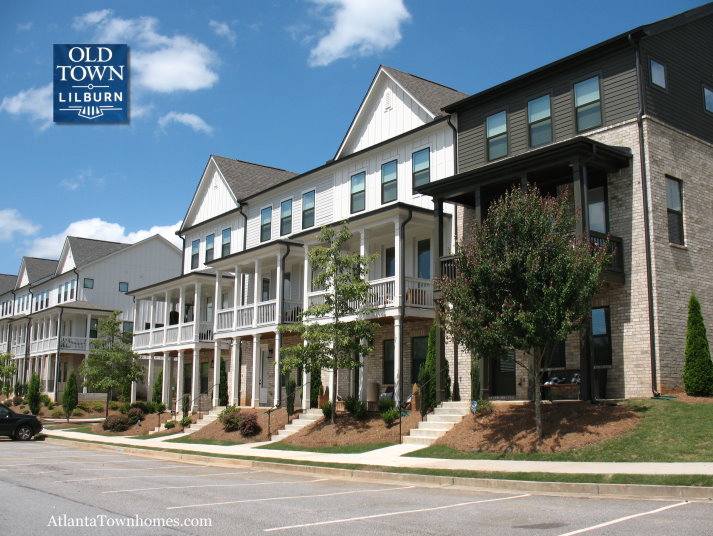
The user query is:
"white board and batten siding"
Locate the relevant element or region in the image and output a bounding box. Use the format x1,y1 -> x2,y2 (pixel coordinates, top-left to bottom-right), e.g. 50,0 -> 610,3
183,168 -> 238,230
183,212 -> 246,273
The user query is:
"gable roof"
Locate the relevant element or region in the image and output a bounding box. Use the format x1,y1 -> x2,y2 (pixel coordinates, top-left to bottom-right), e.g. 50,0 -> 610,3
21,258 -> 59,288
212,155 -> 298,202
0,274 -> 16,295
380,66 -> 468,117
66,237 -> 131,269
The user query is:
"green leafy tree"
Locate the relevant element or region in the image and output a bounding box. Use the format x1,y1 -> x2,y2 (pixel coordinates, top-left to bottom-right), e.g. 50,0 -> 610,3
280,224 -> 378,423
440,187 -> 608,439
417,324 -> 451,416
26,372 -> 41,415
80,312 -> 143,418
219,357 -> 228,406
683,294 -> 713,396
62,371 -> 79,422
152,370 -> 163,403
0,353 -> 17,395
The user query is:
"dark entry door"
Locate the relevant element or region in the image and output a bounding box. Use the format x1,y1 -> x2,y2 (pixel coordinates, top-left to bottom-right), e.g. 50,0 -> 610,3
200,362 -> 209,393
490,351 -> 516,397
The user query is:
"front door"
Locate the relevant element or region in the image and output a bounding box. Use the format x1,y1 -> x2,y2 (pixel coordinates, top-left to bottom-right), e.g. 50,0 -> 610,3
200,362 -> 209,393
259,346 -> 270,406
490,350 -> 516,397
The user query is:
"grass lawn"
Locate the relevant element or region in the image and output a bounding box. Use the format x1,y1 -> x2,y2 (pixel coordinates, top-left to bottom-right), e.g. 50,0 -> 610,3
408,398 -> 713,462
164,436 -> 244,446
258,441 -> 393,454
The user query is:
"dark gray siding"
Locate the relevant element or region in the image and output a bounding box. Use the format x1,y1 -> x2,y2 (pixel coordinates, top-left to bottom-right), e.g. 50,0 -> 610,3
457,47 -> 639,173
642,14 -> 713,144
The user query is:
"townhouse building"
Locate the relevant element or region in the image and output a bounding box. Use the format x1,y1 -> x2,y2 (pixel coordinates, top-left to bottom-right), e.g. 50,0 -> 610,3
417,3 -> 713,400
0,236 -> 181,401
130,65 -> 466,412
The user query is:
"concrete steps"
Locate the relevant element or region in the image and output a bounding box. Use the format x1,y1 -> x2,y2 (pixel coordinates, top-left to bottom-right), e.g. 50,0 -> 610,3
403,401 -> 470,446
185,406 -> 225,433
272,409 -> 322,441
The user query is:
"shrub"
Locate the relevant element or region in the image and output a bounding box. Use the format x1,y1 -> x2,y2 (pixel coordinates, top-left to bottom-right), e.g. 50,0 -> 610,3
40,394 -> 51,407
155,402 -> 167,414
62,372 -> 78,422
103,415 -> 131,432
72,408 -> 84,416
180,416 -> 192,427
152,371 -> 163,403
475,399 -> 493,416
77,402 -> 92,412
181,394 -> 190,419
321,401 -> 332,419
377,396 -> 395,414
381,407 -> 399,426
118,402 -> 131,414
164,420 -> 177,429
11,396 -> 22,406
286,377 -> 296,417
144,401 -> 157,414
344,395 -> 359,414
683,294 -> 713,396
219,405 -> 242,432
26,373 -> 41,415
347,398 -> 367,421
50,408 -> 64,418
417,324 -> 451,415
109,401 -> 119,411
23,410 -> 30,414
130,402 -> 149,414
238,411 -> 260,437
127,407 -> 144,424
91,401 -> 104,413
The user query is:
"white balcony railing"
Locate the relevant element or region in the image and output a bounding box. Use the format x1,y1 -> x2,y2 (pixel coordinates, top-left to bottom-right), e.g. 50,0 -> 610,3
404,278 -> 433,307
216,310 -> 233,332
134,331 -> 150,349
198,322 -> 213,341
257,300 -> 276,325
151,330 -> 164,346
180,323 -> 194,341
364,277 -> 396,308
61,336 -> 89,350
236,304 -> 253,328
283,300 -> 303,323
165,326 -> 179,344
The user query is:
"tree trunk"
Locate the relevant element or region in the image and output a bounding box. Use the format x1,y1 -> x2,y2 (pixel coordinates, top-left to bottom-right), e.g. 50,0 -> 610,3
533,346 -> 548,441
330,366 -> 337,425
105,390 -> 110,419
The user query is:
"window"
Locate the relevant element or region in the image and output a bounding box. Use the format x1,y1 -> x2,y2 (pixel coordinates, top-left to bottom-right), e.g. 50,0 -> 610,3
574,76 -> 602,131
486,111 -> 508,160
351,172 -> 365,213
412,148 -> 430,187
118,282 -> 129,293
191,239 -> 199,269
705,87 -> 713,113
83,278 -> 94,289
417,239 -> 430,279
528,95 -> 552,148
280,199 -> 292,236
70,279 -> 75,299
261,278 -> 270,302
385,247 -> 395,278
122,321 -> 134,334
381,160 -> 397,203
650,59 -> 666,89
412,336 -> 428,384
383,339 -> 394,384
666,177 -> 684,245
588,185 -> 608,234
221,228 -> 231,257
260,207 -> 272,242
302,190 -> 315,229
205,234 -> 214,262
591,307 -> 612,367
57,286 -> 62,303
89,318 -> 98,339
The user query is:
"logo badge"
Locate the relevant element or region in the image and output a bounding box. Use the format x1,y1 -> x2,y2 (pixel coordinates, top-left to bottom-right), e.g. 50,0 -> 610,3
53,44 -> 129,123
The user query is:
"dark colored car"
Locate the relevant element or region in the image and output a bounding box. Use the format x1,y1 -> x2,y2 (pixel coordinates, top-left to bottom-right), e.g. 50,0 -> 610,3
0,404 -> 43,440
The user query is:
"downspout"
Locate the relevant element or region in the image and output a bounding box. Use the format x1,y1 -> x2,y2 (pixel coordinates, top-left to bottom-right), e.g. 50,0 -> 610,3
629,32 -> 660,397
238,204 -> 249,305
276,243 -> 290,406
53,307 -> 63,401
24,288 -> 33,368
73,268 -> 80,300
398,208 -> 413,403
446,114 -> 459,401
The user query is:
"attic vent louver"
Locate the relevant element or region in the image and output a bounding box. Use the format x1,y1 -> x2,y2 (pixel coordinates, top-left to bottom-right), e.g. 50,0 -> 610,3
384,89 -> 392,112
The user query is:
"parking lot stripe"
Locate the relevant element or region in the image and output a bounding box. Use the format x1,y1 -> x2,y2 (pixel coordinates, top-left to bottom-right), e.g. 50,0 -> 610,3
103,478 -> 329,494
56,471 -> 258,483
167,485 -> 415,510
0,454 -> 114,461
263,494 -> 531,532
555,501 -> 689,536
14,464 -> 190,474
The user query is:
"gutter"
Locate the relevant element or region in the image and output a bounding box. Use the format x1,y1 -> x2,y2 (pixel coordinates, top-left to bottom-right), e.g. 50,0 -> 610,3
445,114 -> 459,400
629,33 -> 660,398
398,207 -> 413,403
53,307 -> 64,401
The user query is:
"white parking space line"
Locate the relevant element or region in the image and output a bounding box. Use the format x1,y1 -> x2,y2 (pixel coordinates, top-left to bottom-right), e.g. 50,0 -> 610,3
56,471 -> 258,483
263,494 -> 532,532
555,501 -> 689,536
103,478 -> 329,494
168,485 -> 415,510
2,458 -> 198,467
14,464 -> 190,474
0,454 -> 115,461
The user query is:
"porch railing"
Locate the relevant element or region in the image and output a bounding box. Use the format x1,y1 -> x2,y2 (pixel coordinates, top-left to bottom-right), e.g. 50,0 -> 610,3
216,310 -> 233,332
257,300 -> 276,325
236,304 -> 254,328
133,331 -> 150,349
151,330 -> 164,345
60,336 -> 88,350
198,322 -> 213,342
283,300 -> 303,323
589,231 -> 624,273
165,326 -> 179,344
180,323 -> 194,341
404,278 -> 433,307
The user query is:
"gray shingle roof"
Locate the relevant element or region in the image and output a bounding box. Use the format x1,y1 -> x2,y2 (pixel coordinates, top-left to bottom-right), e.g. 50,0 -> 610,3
22,258 -> 59,287
67,237 -> 131,269
212,156 -> 298,202
381,66 -> 468,116
0,274 -> 15,295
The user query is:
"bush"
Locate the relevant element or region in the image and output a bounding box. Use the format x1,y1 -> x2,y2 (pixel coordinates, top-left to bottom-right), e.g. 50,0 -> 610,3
26,373 -> 41,415
11,396 -> 22,406
683,294 -> 713,396
50,408 -> 64,418
22,410 -> 30,414
152,371 -> 163,403
91,401 -> 104,413
40,394 -> 51,407
118,402 -> 131,414
180,416 -> 192,427
321,401 -> 333,419
144,401 -> 157,414
127,407 -> 144,424
77,402 -> 92,412
130,402 -> 149,414
381,407 -> 399,426
15,383 -> 26,397
377,396 -> 395,414
474,399 -> 493,416
62,372 -> 78,421
72,408 -> 84,416
109,401 -> 119,411
346,398 -> 367,421
417,324 -> 451,416
238,411 -> 260,437
219,405 -> 242,432
344,395 -> 359,414
181,394 -> 190,419
103,415 -> 131,432
155,402 -> 167,414
164,420 -> 177,429
286,377 -> 296,417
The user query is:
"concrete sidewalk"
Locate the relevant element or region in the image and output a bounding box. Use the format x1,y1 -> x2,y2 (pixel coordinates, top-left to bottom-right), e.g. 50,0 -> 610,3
41,428 -> 713,476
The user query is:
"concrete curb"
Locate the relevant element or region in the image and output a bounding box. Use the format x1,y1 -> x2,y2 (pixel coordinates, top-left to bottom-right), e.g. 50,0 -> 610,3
44,437 -> 713,501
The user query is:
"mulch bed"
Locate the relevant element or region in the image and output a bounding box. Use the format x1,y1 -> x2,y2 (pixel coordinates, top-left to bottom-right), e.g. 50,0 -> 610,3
187,407 -> 295,443
283,411 -> 421,447
435,401 -> 639,454
90,412 -> 175,436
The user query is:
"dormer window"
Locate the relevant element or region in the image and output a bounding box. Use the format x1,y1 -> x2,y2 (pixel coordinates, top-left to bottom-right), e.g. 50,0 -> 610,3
260,207 -> 272,242
350,172 -> 366,214
191,239 -> 199,270
221,228 -> 231,257
205,234 -> 214,263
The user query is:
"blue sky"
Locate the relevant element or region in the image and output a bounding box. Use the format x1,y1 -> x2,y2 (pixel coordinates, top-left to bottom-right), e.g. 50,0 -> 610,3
0,0 -> 703,275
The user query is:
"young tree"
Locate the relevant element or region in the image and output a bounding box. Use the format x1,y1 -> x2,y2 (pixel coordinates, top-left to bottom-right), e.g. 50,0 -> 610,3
152,370 -> 163,403
0,353 -> 17,395
219,357 -> 228,406
417,324 -> 451,416
280,224 -> 378,424
80,312 -> 143,418
440,186 -> 608,440
26,372 -> 41,415
683,294 -> 713,396
62,371 -> 79,422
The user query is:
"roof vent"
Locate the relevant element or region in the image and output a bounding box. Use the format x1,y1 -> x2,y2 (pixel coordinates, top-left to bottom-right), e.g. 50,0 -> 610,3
384,89 -> 393,112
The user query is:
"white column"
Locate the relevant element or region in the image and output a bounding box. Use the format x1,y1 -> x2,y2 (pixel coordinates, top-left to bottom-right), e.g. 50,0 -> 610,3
328,368 -> 335,402
130,381 -> 137,404
176,350 -> 184,414
132,299 -> 140,335
253,259 -> 261,327
146,355 -> 154,402
85,314 -> 92,350
149,297 -> 155,330
178,286 -> 185,327
394,316 -> 402,405
162,351 -> 170,405
194,283 -> 202,342
394,220 -> 402,305
163,291 -> 169,332
230,337 -> 240,406
303,245 -> 311,310
233,266 -> 242,330
359,337 -> 367,403
276,250 -> 284,325
191,347 -> 200,412
302,349 -> 310,411
214,270 -> 222,331
212,341 -> 221,407
273,331 -> 281,406
251,334 -> 260,407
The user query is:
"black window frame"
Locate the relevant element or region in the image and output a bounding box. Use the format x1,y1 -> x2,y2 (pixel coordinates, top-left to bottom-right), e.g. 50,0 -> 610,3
666,176 -> 684,245
411,335 -> 429,384
191,239 -> 199,270
649,58 -> 667,90
280,199 -> 292,236
205,233 -> 215,263
385,246 -> 395,278
486,110 -> 508,161
412,148 -> 430,188
527,94 -> 552,148
591,307 -> 612,367
573,75 -> 603,132
417,239 -> 430,279
89,318 -> 99,339
302,190 -> 315,229
704,86 -> 713,115
350,171 -> 366,214
383,339 -> 394,384
83,278 -> 94,289
221,228 -> 231,257
260,207 -> 272,243
381,159 -> 398,204
118,282 -> 129,293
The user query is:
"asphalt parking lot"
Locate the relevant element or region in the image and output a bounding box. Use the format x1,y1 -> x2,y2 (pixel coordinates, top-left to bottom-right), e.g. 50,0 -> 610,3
1,440 -> 712,535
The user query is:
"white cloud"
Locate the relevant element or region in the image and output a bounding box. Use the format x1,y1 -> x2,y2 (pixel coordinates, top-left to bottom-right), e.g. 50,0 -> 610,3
59,168 -> 107,191
307,0 -> 410,67
17,22 -> 33,32
0,83 -> 52,129
209,20 -> 236,45
26,218 -> 182,259
73,10 -> 219,93
158,112 -> 213,134
0,209 -> 40,242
